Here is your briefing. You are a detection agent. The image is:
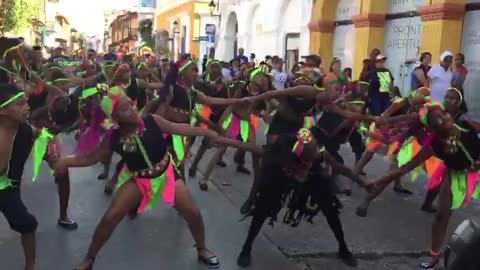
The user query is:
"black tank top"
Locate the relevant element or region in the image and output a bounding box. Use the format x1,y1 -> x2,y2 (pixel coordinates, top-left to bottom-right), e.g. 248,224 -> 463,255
110,115 -> 168,171
286,96 -> 316,116
126,77 -> 147,110
430,120 -> 480,171
169,83 -> 199,112
390,98 -> 411,117
5,124 -> 35,182
28,90 -> 48,111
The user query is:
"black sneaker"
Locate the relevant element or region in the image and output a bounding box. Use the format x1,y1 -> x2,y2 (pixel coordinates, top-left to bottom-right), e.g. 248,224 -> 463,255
237,252 -> 251,268
338,246 -> 357,267
216,160 -> 227,167
237,166 -> 251,175
58,219 -> 78,230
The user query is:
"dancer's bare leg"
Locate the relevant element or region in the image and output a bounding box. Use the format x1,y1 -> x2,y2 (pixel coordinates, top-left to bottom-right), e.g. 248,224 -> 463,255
422,174 -> 453,268
189,137 -> 209,177
174,180 -> 218,265
75,181 -> 142,269
21,233 -> 35,270
199,146 -> 227,190
353,151 -> 374,176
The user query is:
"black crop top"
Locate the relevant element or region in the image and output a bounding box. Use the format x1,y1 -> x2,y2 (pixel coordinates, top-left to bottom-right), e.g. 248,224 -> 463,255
430,120 -> 480,171
169,83 -> 199,112
5,124 -> 35,182
110,115 -> 168,172
390,98 -> 411,117
286,96 -> 316,116
126,77 -> 147,110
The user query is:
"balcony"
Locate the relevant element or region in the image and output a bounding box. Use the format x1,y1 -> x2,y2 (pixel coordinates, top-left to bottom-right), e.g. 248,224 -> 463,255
46,21 -> 55,30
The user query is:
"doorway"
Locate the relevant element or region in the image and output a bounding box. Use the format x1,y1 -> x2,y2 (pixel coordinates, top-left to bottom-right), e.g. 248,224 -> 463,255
285,33 -> 300,74
383,15 -> 422,96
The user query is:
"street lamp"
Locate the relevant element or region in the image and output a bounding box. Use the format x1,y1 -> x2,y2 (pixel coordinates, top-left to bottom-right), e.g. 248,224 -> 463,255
209,0 -> 220,17
171,20 -> 180,60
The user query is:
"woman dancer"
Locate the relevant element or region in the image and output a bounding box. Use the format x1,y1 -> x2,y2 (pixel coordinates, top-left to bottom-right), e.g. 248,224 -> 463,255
162,60 -> 249,175
364,100 -> 480,269
54,89 -> 259,269
353,87 -> 433,196
355,88 -> 451,217
239,72 -> 380,214
188,59 -> 231,177
0,84 -> 39,270
103,63 -> 163,193
198,67 -> 271,191
237,128 -> 364,268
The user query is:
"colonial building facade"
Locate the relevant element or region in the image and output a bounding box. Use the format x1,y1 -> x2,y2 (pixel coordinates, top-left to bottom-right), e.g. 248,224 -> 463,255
215,0 -> 312,70
309,0 -> 480,118
154,0 -> 218,60
109,12 -> 139,53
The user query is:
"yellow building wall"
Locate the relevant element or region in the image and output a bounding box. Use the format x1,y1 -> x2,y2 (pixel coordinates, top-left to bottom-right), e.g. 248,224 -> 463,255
309,0 -> 337,63
353,27 -> 385,78
420,19 -> 463,64
310,0 -> 466,76
155,1 -> 208,58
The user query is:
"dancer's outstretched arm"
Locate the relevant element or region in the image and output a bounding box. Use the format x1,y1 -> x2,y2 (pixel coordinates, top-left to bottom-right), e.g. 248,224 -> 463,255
324,152 -> 366,188
54,138 -> 111,170
367,147 -> 433,187
323,103 -> 378,123
152,115 -> 262,154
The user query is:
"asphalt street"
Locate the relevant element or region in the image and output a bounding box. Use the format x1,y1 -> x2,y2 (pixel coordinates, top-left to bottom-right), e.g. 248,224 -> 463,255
0,135 -> 298,270
190,121 -> 480,270
0,121 -> 479,270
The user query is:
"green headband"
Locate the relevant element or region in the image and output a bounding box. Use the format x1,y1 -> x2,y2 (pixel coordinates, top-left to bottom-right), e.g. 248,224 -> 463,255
138,62 -> 147,69
50,78 -> 71,84
47,66 -> 63,71
179,61 -> 194,74
207,59 -> 220,66
348,100 -> 365,105
103,63 -> 117,69
0,92 -> 25,108
250,67 -> 269,80
358,81 -> 369,86
81,87 -> 99,99
101,86 -> 125,119
419,97 -> 443,127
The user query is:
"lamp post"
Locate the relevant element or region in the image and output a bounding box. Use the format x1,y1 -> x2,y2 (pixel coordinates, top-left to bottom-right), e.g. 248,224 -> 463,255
171,20 -> 180,60
208,0 -> 221,54
208,0 -> 218,17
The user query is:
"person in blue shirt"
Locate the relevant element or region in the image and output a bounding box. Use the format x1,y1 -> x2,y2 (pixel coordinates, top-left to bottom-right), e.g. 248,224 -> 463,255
235,48 -> 249,65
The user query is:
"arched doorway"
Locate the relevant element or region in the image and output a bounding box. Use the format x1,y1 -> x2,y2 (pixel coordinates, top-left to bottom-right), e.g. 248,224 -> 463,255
248,5 -> 262,60
278,0 -> 303,73
332,0 -> 357,72
461,0 -> 480,120
224,12 -> 238,61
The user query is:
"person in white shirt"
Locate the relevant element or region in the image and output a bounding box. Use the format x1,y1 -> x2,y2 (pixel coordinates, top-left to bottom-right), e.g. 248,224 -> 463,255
271,58 -> 288,90
427,51 -> 453,103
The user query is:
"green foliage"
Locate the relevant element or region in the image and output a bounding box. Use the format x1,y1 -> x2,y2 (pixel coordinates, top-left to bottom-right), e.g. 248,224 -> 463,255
76,32 -> 86,48
138,18 -> 155,49
0,0 -> 39,35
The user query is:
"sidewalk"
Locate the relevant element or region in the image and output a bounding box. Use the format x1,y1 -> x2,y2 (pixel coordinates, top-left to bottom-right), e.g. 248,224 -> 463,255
190,122 -> 480,269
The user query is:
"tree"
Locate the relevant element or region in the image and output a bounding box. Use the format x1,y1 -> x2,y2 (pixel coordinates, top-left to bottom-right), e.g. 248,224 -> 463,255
0,0 -> 39,35
138,18 -> 155,49
76,32 -> 86,48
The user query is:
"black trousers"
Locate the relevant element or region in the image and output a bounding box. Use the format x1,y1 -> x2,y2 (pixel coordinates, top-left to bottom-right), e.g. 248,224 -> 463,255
0,187 -> 38,234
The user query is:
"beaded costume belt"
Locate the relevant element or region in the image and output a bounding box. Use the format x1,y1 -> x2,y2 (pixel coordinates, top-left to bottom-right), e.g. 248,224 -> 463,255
132,153 -> 170,178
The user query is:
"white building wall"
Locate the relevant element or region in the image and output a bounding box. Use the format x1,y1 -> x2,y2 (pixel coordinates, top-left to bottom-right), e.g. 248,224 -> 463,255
215,0 -> 311,62
199,15 -> 218,58
461,3 -> 480,120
